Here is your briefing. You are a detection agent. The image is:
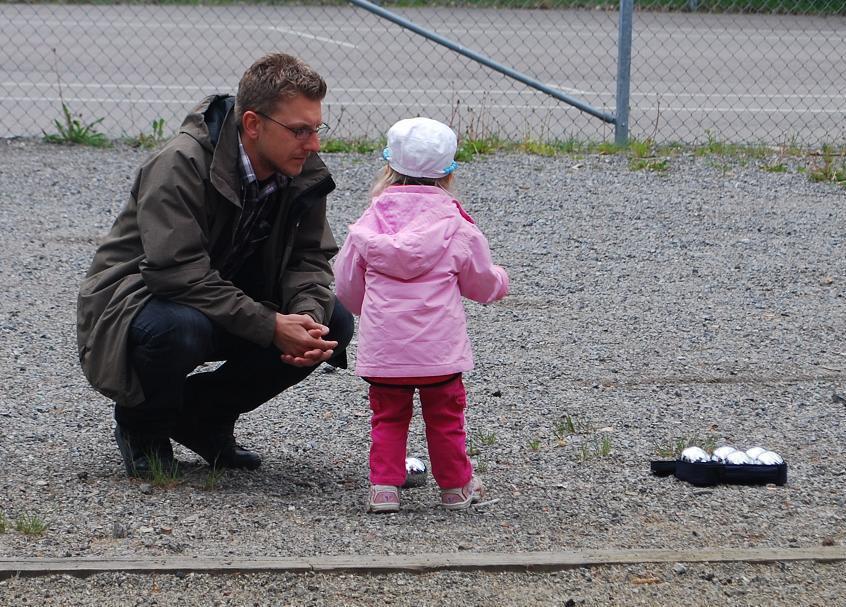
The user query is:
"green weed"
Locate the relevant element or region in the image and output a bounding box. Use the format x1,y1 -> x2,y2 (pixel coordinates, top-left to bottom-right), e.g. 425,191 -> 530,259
528,438 -> 541,452
695,132 -> 770,159
630,158 -> 669,172
807,145 -> 846,186
479,432 -> 497,446
553,420 -> 569,446
628,138 -> 654,159
321,138 -> 380,154
518,139 -> 559,157
203,467 -> 226,491
595,141 -> 623,155
127,118 -> 166,149
551,138 -> 588,155
598,433 -> 613,457
147,453 -> 182,488
0,512 -> 5,534
761,162 -> 788,173
577,433 -> 614,462
14,513 -> 48,536
558,414 -> 593,436
455,136 -> 503,162
43,103 -> 110,148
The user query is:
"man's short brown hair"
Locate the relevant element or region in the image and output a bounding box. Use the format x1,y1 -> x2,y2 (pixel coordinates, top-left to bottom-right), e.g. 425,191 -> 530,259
235,53 -> 327,123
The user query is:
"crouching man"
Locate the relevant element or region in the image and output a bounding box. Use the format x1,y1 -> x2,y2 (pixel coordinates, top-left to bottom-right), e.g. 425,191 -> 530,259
77,54 -> 353,477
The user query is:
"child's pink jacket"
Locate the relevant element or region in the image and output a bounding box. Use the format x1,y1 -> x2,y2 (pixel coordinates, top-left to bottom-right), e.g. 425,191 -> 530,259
333,185 -> 509,378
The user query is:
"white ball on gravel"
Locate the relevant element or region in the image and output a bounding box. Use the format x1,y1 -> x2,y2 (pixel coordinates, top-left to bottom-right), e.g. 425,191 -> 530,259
725,451 -> 754,465
711,446 -> 737,462
680,446 -> 710,463
745,446 -> 767,460
402,457 -> 427,488
755,451 -> 784,465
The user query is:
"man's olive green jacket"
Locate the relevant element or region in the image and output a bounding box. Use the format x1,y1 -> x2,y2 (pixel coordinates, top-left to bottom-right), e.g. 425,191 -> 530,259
77,95 -> 337,407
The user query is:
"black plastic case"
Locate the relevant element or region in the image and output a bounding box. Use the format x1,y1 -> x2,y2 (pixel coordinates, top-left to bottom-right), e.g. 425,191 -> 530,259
650,460 -> 787,487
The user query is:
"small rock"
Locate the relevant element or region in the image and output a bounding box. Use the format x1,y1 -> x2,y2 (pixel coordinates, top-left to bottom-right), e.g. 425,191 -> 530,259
673,563 -> 687,575
139,483 -> 153,495
139,526 -> 154,534
112,522 -> 129,539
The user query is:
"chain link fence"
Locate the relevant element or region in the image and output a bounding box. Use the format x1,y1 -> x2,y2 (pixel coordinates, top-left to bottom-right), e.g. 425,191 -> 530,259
1,1 -> 844,146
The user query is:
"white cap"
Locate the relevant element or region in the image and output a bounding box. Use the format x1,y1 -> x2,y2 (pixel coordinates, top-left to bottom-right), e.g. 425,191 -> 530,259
382,117 -> 458,179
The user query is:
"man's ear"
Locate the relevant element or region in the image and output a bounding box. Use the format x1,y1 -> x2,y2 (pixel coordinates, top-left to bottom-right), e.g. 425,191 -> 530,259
241,110 -> 261,140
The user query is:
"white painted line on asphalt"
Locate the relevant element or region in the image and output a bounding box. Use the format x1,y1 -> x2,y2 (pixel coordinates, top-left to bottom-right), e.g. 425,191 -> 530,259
268,26 -> 356,48
4,82 -> 844,102
2,19 -> 356,48
1,82 -> 230,91
1,96 -> 193,104
4,17 -> 842,43
3,95 -> 843,115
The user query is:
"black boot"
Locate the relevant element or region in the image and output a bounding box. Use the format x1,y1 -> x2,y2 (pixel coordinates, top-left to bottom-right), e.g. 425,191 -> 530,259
114,424 -> 176,478
171,421 -> 261,470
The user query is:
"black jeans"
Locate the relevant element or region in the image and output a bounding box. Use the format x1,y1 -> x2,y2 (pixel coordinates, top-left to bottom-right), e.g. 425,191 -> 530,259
115,297 -> 353,438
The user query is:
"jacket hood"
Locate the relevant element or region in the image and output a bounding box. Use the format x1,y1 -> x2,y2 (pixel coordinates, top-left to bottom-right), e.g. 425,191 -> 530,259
348,185 -> 465,280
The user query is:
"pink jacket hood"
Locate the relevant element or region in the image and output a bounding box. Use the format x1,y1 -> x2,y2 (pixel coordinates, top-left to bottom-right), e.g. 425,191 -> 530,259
334,185 -> 509,379
345,186 -> 471,280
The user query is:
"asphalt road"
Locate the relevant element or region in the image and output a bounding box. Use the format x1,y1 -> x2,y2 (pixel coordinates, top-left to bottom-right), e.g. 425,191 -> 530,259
1,4 -> 844,144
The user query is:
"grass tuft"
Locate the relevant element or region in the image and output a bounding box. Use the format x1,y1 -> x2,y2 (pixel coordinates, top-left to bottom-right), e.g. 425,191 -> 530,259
761,162 -> 788,173
203,467 -> 226,491
807,145 -> 846,186
320,138 -> 381,154
15,513 -> 48,536
455,136 -> 504,162
147,453 -> 182,488
630,158 -> 669,172
479,432 -> 497,446
578,433 -> 613,462
125,118 -> 167,149
43,103 -> 110,148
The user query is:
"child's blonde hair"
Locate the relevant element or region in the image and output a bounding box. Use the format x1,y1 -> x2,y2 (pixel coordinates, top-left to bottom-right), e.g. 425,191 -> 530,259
370,166 -> 455,199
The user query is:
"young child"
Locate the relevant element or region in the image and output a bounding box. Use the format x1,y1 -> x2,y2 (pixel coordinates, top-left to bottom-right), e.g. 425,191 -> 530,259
333,117 -> 509,512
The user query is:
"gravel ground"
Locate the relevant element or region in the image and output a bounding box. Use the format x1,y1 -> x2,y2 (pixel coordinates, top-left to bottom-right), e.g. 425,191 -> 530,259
0,139 -> 844,604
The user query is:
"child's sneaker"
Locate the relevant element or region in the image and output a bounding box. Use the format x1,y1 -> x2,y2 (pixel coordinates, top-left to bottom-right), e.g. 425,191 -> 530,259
440,476 -> 484,510
367,484 -> 400,513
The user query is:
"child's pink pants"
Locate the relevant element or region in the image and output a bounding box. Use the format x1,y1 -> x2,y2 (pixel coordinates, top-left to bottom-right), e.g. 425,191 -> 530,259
366,374 -> 473,489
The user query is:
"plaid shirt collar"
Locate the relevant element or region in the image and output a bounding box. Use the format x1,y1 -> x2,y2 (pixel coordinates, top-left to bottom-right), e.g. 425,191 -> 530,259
237,134 -> 289,202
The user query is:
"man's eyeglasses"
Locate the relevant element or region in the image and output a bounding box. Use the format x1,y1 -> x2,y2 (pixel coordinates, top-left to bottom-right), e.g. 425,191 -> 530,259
255,111 -> 329,140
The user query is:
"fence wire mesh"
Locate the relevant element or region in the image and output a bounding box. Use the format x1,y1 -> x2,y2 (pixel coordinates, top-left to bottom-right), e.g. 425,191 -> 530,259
1,1 -> 844,146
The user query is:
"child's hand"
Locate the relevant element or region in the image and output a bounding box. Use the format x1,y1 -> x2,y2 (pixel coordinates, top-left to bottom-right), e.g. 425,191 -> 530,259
273,313 -> 338,367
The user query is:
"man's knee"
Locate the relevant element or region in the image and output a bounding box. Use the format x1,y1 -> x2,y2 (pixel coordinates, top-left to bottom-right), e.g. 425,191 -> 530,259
130,298 -> 215,363
328,298 -> 354,350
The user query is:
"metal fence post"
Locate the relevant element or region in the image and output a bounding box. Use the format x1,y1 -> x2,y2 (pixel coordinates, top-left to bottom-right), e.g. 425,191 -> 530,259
615,0 -> 634,146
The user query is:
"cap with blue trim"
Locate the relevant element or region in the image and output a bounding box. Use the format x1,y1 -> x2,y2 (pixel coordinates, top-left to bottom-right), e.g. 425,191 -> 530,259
382,117 -> 458,179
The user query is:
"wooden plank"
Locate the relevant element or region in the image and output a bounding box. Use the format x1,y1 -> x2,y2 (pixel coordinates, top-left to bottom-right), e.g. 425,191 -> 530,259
1,547 -> 844,579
